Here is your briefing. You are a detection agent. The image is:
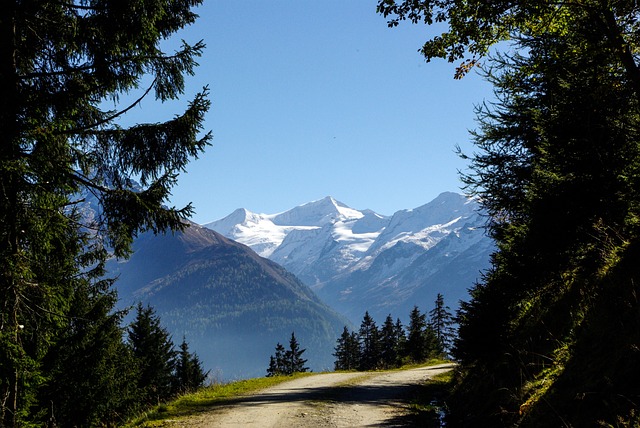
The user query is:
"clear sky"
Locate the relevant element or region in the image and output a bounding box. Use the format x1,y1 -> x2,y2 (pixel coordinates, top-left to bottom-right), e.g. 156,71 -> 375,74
143,1 -> 494,224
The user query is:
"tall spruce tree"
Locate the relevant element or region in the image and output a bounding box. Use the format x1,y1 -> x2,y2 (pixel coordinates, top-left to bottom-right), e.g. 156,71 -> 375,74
428,293 -> 455,356
405,306 -> 437,363
128,304 -> 176,405
333,326 -> 360,371
379,314 -> 402,368
378,1 -> 640,425
0,0 -> 208,424
358,311 -> 381,370
284,332 -> 309,375
173,337 -> 208,394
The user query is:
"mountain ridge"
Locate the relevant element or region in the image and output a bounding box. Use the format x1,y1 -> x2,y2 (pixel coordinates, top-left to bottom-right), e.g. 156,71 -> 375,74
205,192 -> 494,322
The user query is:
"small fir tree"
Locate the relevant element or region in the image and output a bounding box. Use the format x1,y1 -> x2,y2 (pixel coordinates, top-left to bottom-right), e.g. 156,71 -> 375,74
379,314 -> 402,368
428,293 -> 456,356
333,326 -> 360,371
128,304 -> 176,404
394,317 -> 407,360
284,332 -> 309,375
173,337 -> 208,394
266,343 -> 287,376
358,311 -> 381,370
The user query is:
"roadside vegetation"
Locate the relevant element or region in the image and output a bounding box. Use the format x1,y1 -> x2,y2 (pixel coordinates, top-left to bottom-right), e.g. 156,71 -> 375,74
379,1 -> 640,425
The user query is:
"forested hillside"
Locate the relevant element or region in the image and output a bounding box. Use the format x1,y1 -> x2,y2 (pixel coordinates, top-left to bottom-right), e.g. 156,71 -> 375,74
378,1 -> 640,426
111,223 -> 350,379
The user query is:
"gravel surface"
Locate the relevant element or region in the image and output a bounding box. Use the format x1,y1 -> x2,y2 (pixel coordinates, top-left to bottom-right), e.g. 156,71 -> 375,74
171,363 -> 454,427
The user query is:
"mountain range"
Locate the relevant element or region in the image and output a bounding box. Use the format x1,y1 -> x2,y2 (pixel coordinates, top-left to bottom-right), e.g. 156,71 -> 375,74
105,191 -> 493,380
205,192 -> 494,322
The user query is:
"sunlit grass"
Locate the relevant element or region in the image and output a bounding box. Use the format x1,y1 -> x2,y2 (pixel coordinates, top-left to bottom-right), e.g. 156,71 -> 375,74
125,372 -> 314,426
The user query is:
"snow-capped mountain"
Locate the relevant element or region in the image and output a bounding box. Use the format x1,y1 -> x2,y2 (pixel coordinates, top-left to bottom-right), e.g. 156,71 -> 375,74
205,192 -> 494,322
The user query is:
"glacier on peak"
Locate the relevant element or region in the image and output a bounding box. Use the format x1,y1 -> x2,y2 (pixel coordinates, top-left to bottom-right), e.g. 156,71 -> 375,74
203,192 -> 493,323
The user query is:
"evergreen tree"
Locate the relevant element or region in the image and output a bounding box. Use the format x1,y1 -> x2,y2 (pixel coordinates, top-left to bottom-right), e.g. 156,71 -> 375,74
284,332 -> 309,375
379,314 -> 401,368
266,356 -> 279,377
378,1 -> 640,424
405,306 -> 437,363
40,278 -> 139,426
428,293 -> 455,356
333,326 -> 360,371
173,337 -> 208,394
394,317 -> 407,360
267,333 -> 309,376
266,343 -> 287,377
0,0 -> 208,424
128,304 -> 176,405
358,311 -> 381,370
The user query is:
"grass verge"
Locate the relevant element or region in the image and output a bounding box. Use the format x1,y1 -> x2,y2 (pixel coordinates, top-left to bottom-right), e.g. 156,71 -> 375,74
125,372 -> 314,427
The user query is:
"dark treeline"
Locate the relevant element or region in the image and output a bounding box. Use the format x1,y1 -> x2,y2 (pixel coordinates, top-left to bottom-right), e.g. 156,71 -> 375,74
49,303 -> 208,425
334,294 -> 455,371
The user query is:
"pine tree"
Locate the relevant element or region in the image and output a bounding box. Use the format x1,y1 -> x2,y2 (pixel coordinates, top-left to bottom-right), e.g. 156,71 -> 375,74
0,0 -> 208,424
266,356 -> 279,377
405,306 -> 437,363
284,332 -> 309,375
267,334 -> 309,376
266,343 -> 287,377
394,317 -> 407,360
173,337 -> 208,394
379,314 -> 401,368
128,304 -> 177,405
39,278 -> 139,426
428,293 -> 455,356
333,326 -> 360,371
358,311 -> 381,370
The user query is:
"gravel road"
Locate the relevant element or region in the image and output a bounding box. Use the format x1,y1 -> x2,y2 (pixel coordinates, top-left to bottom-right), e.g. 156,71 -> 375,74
172,363 -> 453,427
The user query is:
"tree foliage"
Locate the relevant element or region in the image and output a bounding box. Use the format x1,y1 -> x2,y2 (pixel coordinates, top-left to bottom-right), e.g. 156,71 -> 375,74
334,305 -> 444,372
174,337 -> 209,394
428,293 -> 455,355
378,0 -> 640,425
333,326 -> 360,371
266,332 -> 309,376
0,0 -> 209,423
358,311 -> 381,370
128,303 -> 176,405
406,306 -> 438,363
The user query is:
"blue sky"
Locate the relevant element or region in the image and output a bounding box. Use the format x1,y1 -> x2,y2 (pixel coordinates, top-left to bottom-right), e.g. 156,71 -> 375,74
144,1 -> 494,223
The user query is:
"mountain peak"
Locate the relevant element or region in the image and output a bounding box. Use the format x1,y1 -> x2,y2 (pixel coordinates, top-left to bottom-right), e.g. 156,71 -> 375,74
271,196 -> 361,226
204,207 -> 258,236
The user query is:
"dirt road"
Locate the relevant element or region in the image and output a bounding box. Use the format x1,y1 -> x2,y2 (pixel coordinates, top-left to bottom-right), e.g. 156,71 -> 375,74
175,363 -> 453,427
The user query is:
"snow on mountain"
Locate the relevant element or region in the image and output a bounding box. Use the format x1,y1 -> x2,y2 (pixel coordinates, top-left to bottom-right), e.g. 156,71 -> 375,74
204,192 -> 493,323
